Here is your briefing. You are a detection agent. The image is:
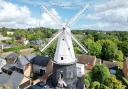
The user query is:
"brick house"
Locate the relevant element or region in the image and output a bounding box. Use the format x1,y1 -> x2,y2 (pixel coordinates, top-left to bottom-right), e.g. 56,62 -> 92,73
77,55 -> 96,70
123,57 -> 128,79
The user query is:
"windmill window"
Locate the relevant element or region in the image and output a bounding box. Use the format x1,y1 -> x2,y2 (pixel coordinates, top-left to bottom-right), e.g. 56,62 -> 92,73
68,48 -> 70,50
62,38 -> 64,40
61,57 -> 63,60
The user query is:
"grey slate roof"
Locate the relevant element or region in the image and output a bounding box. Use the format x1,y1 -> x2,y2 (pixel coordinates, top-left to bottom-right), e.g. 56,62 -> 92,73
5,71 -> 24,89
30,39 -> 43,45
31,56 -> 50,67
0,73 -> 10,85
6,52 -> 19,61
18,55 -> 29,66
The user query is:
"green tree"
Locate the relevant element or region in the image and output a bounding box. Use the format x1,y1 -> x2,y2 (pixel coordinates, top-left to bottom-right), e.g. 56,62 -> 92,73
91,64 -> 110,83
118,41 -> 128,57
98,40 -> 118,61
104,75 -> 126,89
87,41 -> 102,58
114,50 -> 124,61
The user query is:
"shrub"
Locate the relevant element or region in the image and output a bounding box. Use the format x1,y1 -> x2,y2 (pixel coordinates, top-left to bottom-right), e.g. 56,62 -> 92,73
91,81 -> 100,89
84,79 -> 90,88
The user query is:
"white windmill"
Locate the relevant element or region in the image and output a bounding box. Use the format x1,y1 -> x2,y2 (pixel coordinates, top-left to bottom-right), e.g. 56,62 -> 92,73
40,5 -> 88,64
18,1 -> 88,88
39,5 -> 88,89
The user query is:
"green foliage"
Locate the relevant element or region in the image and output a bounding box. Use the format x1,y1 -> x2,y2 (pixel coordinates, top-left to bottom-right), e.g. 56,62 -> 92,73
121,77 -> 128,87
74,47 -> 82,54
91,81 -> 100,89
3,45 -> 28,52
118,41 -> 128,56
99,84 -> 111,89
98,40 -> 118,61
86,71 -> 93,83
104,75 -> 126,89
41,42 -> 56,58
114,50 -> 124,61
86,40 -> 102,58
84,79 -> 90,88
91,64 -> 110,83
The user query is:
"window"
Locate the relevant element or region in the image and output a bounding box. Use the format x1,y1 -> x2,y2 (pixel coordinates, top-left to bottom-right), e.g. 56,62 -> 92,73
40,69 -> 45,76
61,57 -> 63,60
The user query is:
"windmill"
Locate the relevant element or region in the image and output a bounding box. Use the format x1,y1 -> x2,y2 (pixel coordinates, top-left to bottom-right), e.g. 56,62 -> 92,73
18,1 -> 88,88
39,5 -> 88,89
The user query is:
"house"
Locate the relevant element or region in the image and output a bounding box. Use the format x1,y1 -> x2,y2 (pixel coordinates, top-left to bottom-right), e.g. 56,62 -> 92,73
15,36 -> 29,45
77,55 -> 96,70
0,35 -> 11,52
123,58 -> 128,79
5,52 -> 19,64
103,60 -> 118,74
29,39 -> 43,46
30,56 -> 52,76
0,43 -> 13,49
0,57 -> 6,73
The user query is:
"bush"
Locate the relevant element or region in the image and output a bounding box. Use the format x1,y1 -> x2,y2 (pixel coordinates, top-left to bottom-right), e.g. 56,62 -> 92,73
122,77 -> 128,86
100,84 -> 111,89
91,81 -> 100,89
84,79 -> 90,88
104,75 -> 126,89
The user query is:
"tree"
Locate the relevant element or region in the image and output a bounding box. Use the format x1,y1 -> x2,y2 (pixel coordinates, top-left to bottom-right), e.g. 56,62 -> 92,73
104,75 -> 126,89
91,64 -> 110,83
86,41 -> 102,58
41,42 -> 56,58
118,41 -> 128,57
114,50 -> 124,61
98,40 -> 118,61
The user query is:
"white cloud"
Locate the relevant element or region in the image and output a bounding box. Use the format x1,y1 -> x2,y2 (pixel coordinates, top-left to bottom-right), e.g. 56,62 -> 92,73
84,0 -> 128,31
0,0 -> 61,29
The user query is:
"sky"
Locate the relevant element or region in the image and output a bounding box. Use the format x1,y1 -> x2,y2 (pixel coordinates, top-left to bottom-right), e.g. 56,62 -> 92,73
0,0 -> 128,31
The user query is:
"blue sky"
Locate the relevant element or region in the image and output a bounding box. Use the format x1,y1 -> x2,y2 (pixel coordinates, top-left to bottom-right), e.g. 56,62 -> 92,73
0,0 -> 128,31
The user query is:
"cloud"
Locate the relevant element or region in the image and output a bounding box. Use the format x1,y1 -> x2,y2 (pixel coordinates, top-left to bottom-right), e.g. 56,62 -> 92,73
0,0 -> 61,29
84,0 -> 128,31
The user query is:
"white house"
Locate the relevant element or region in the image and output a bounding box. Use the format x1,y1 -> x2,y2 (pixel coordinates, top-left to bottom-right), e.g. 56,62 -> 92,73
0,57 -> 7,73
76,63 -> 85,77
30,56 -> 51,76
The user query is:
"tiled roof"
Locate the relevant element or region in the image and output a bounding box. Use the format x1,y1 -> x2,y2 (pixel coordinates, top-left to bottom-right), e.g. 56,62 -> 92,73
103,61 -> 118,69
77,55 -> 96,65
